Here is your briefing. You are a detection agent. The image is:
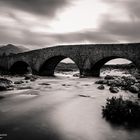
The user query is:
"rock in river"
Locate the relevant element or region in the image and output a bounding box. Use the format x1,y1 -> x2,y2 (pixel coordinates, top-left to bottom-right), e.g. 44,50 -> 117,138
97,85 -> 105,90
128,85 -> 139,93
109,86 -> 119,93
0,78 -> 13,91
24,75 -> 37,81
14,80 -> 24,84
104,75 -> 115,80
95,79 -> 108,84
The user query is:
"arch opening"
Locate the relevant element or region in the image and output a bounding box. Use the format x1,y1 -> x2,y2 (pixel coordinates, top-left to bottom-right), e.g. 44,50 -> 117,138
10,61 -> 32,75
92,57 -> 138,77
39,56 -> 79,77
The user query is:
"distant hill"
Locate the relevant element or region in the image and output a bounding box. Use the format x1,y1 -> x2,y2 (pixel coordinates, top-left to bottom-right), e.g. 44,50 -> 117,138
56,62 -> 78,71
0,44 -> 29,56
55,62 -> 136,72
103,63 -> 136,69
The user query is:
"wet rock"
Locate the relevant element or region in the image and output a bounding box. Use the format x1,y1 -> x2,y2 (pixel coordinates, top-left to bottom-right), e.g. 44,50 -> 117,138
104,75 -> 115,80
14,80 -> 24,84
17,86 -> 32,90
30,78 -> 36,82
95,79 -> 108,84
0,78 -> 12,85
24,75 -> 31,80
24,75 -> 37,81
109,86 -> 119,93
73,73 -> 80,77
0,78 -> 13,91
80,75 -> 86,78
107,80 -> 116,86
39,83 -> 50,86
83,84 -> 90,86
118,80 -> 127,87
78,94 -> 90,98
62,84 -> 66,86
134,83 -> 140,89
108,78 -> 127,87
0,95 -> 5,100
138,93 -> 140,98
122,76 -> 137,86
0,83 -> 7,91
128,85 -> 139,93
135,74 -> 140,80
97,85 -> 105,90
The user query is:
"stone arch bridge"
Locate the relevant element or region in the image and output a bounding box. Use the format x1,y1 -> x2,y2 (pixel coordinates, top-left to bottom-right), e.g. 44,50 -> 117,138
0,43 -> 140,77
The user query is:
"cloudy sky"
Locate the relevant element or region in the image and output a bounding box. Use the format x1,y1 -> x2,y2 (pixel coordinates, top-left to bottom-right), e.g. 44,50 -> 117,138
0,0 -> 140,50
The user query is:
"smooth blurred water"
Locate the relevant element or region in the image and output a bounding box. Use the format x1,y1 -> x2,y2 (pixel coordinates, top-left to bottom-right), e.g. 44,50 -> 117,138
0,71 -> 140,140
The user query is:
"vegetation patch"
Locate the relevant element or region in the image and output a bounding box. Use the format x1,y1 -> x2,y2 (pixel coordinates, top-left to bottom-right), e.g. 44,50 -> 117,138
102,96 -> 140,126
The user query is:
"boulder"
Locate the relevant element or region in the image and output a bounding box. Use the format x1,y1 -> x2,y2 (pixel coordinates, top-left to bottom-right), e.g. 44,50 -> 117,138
73,73 -> 80,77
134,83 -> 140,89
107,80 -> 118,86
0,95 -> 4,100
0,83 -> 7,91
24,75 -> 31,80
135,74 -> 140,80
17,86 -> 32,90
0,78 -> 13,91
14,80 -> 24,84
80,75 -> 86,78
128,85 -> 139,93
104,75 -> 115,80
39,83 -> 50,86
122,76 -> 137,86
0,78 -> 12,85
30,78 -> 36,82
109,86 -> 119,93
78,94 -> 90,98
95,79 -> 108,84
138,92 -> 140,98
97,85 -> 105,90
24,75 -> 37,81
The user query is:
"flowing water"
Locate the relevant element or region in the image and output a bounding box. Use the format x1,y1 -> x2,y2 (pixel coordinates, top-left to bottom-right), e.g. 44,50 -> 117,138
0,71 -> 140,140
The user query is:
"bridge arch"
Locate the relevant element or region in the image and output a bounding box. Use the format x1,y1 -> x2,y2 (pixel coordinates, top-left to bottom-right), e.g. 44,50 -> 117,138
91,56 -> 138,77
9,61 -> 32,75
39,55 -> 80,76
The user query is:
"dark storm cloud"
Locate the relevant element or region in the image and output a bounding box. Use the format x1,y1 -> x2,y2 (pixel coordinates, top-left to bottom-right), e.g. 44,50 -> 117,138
0,0 -> 71,18
0,0 -> 140,49
0,25 -> 117,49
46,30 -> 117,44
100,19 -> 140,41
18,29 -> 117,49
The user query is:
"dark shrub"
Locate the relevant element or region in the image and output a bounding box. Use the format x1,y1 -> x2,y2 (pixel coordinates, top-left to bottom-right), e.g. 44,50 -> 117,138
102,96 -> 140,126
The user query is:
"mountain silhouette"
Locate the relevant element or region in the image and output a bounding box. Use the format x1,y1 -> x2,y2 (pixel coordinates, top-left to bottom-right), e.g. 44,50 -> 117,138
0,44 -> 29,56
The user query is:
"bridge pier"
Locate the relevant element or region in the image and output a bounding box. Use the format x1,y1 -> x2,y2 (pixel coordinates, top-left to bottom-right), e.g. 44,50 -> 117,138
80,69 -> 100,77
39,70 -> 54,76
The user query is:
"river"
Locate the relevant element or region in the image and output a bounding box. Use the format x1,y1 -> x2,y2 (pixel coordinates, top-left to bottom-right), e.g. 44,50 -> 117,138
0,71 -> 140,140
